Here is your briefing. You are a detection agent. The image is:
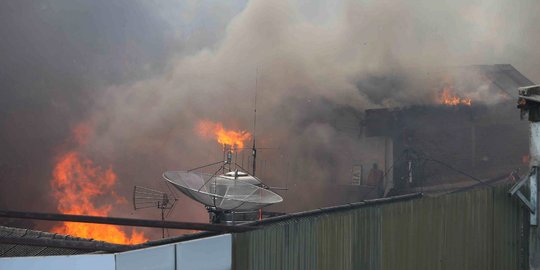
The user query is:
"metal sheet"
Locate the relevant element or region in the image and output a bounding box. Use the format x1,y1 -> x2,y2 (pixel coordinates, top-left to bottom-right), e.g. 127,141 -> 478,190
164,171 -> 282,211
116,244 -> 176,270
233,185 -> 525,270
531,168 -> 538,226
0,254 -> 115,270
176,234 -> 232,270
530,123 -> 540,167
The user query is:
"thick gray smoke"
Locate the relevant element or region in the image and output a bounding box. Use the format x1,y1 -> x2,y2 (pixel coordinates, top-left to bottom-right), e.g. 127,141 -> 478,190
0,1 -> 171,226
1,0 -> 540,233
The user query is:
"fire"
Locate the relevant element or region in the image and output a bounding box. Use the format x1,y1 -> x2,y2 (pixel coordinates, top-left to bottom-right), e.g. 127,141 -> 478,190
196,120 -> 252,149
523,154 -> 530,165
50,124 -> 147,244
439,87 -> 472,106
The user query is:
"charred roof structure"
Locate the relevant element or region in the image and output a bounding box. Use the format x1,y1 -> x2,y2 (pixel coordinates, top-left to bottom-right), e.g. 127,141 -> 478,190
0,225 -> 124,257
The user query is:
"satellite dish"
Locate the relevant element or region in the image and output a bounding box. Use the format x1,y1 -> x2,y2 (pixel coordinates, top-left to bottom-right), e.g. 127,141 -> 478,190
163,171 -> 283,211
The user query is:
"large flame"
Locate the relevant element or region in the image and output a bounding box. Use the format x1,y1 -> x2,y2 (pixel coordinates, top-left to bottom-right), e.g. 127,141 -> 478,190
50,124 -> 148,244
439,87 -> 472,106
196,120 -> 251,149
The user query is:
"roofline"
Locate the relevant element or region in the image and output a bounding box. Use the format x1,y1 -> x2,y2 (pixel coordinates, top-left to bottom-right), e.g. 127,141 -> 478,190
0,210 -> 255,233
132,193 -> 424,250
245,192 -> 423,226
0,193 -> 423,253
136,231 -> 219,249
0,235 -> 131,252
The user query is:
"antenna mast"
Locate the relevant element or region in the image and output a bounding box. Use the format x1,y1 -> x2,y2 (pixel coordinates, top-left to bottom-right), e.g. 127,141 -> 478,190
252,68 -> 258,176
132,185 -> 177,238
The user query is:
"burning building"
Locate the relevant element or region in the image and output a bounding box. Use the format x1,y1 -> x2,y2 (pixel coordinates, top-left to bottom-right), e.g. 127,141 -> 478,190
363,64 -> 534,194
0,63 -> 538,269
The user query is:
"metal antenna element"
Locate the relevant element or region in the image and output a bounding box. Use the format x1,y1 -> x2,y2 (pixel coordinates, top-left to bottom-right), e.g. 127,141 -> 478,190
252,67 -> 258,176
513,84 -> 540,226
133,185 -> 178,238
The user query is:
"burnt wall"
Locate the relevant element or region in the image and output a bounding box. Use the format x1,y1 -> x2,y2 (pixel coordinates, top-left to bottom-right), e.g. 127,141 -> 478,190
366,101 -> 529,188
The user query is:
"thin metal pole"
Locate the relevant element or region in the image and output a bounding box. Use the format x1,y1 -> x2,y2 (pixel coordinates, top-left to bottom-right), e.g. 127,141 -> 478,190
252,68 -> 258,176
161,208 -> 165,239
0,210 -> 256,233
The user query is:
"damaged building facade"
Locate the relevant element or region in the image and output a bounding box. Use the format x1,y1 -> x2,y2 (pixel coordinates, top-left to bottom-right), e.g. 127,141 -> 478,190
362,64 -> 533,196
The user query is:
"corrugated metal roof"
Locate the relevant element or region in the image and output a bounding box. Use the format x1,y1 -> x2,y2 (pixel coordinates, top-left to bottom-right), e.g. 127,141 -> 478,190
0,226 -> 125,257
232,184 -> 526,270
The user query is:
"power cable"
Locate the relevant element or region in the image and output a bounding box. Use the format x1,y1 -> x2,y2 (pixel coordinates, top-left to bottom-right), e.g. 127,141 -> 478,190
424,157 -> 492,187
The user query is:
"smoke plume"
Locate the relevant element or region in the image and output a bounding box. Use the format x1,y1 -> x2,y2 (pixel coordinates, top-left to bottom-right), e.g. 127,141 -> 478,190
1,0 -> 540,233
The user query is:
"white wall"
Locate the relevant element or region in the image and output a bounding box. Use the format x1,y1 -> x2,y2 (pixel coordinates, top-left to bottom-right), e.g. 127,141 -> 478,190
0,234 -> 232,270
176,234 -> 231,270
116,243 -> 176,270
0,254 -> 115,270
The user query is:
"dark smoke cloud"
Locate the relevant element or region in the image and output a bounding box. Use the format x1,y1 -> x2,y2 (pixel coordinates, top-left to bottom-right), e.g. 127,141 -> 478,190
0,0 -> 171,225
2,0 -> 540,230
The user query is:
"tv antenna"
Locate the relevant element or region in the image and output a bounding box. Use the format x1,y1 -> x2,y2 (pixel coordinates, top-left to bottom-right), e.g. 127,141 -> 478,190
252,67 -> 259,176
133,185 -> 178,238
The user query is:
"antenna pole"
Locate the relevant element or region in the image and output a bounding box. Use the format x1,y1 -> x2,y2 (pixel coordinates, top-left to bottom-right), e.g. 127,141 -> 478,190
161,208 -> 165,238
252,68 -> 258,176
252,141 -> 257,176
235,146 -> 238,170
223,145 -> 226,174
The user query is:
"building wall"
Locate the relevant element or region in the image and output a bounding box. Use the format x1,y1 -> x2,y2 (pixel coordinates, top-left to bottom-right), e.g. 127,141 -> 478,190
0,234 -> 232,270
366,105 -> 529,188
233,185 -> 526,270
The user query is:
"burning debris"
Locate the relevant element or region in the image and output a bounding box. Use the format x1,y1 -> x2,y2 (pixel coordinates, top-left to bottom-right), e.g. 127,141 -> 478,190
439,87 -> 472,106
50,124 -> 147,244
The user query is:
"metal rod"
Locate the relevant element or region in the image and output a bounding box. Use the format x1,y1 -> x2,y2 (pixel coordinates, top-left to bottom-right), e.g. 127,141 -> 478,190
252,68 -> 258,176
197,164 -> 225,193
161,208 -> 165,239
187,160 -> 224,172
0,210 -> 256,233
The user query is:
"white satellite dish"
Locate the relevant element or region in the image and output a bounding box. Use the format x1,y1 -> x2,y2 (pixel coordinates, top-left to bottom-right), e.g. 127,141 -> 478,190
163,171 -> 283,211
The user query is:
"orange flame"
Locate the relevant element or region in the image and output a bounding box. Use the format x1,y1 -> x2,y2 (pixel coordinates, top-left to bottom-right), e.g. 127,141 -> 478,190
523,154 -> 530,165
439,87 -> 472,106
196,120 -> 251,149
50,124 -> 148,244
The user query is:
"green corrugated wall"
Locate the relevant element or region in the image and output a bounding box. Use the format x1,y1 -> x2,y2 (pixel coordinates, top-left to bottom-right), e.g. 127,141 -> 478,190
233,185 -> 526,270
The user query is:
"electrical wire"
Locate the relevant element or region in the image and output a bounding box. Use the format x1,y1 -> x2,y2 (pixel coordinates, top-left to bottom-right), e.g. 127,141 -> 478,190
424,157 -> 492,187
187,160 -> 224,172
361,148 -> 493,199
197,164 -> 225,192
